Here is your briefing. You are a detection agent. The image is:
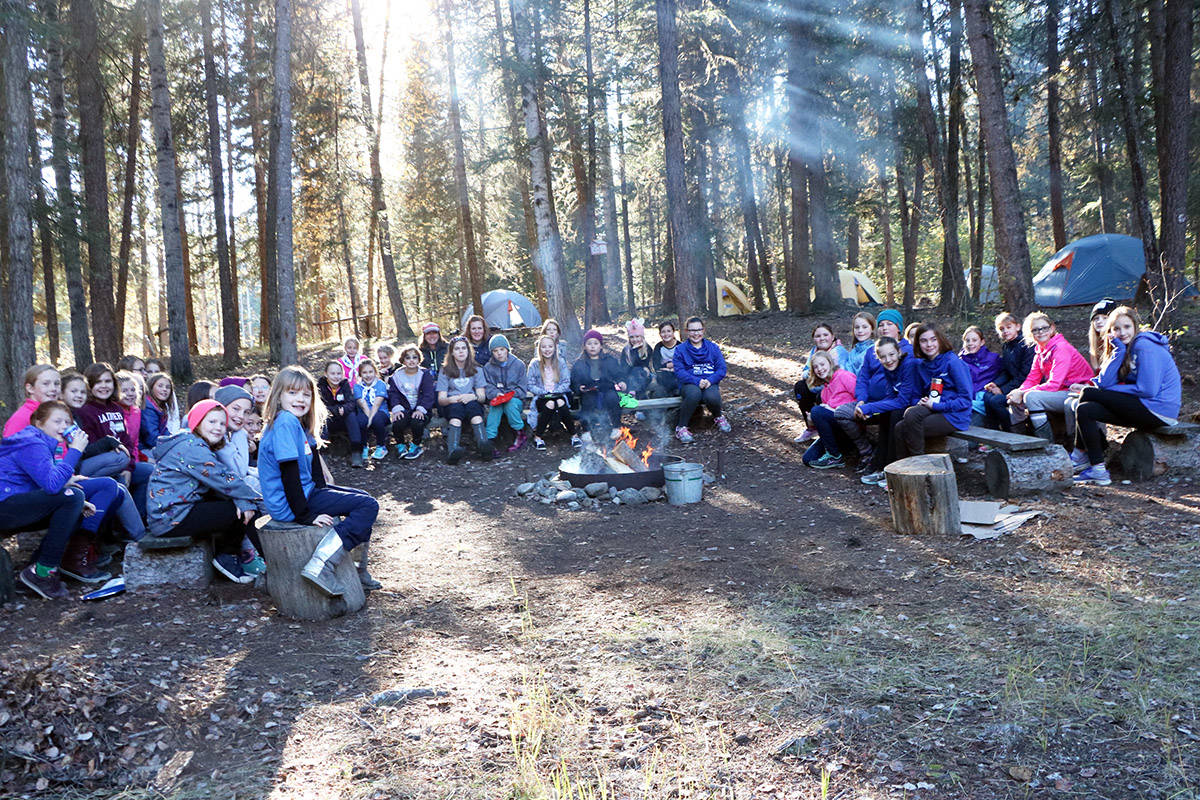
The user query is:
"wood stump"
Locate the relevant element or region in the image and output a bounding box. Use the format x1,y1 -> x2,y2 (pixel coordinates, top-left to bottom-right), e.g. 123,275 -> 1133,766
985,445 -> 1073,498
124,538 -> 213,592
258,520 -> 365,621
885,454 -> 961,536
1118,425 -> 1200,481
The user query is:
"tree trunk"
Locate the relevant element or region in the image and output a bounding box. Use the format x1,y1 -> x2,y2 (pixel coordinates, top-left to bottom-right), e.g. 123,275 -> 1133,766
174,151 -> 199,354
42,0 -> 91,365
218,0 -> 238,344
808,141 -> 839,309
654,0 -> 700,316
582,0 -> 612,323
559,80 -> 601,322
2,0 -> 36,404
145,0 -> 193,383
875,151 -> 895,306
964,0 -> 1036,315
1045,0 -> 1067,250
774,148 -> 791,285
28,95 -> 60,364
973,117 -> 986,291
333,89 -> 361,338
598,87 -> 624,317
615,84 -> 636,315
510,0 -> 582,345
137,196 -> 152,352
1086,5 -> 1114,234
200,0 -> 238,365
70,0 -> 119,362
270,0 -> 297,364
786,16 -> 810,313
1155,0 -> 1191,321
115,14 -> 143,350
352,0 -> 413,340
242,0 -> 270,347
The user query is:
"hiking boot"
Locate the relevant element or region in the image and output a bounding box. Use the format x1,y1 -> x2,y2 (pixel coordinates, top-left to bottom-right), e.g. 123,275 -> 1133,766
675,426 -> 694,444
60,537 -> 112,584
861,470 -> 887,487
1069,448 -> 1090,473
714,415 -> 732,433
213,553 -> 254,584
356,544 -> 382,591
508,431 -> 528,453
372,445 -> 387,460
534,436 -> 547,451
404,443 -> 423,460
350,450 -> 364,468
19,565 -> 71,600
794,427 -> 817,444
1074,464 -> 1112,486
810,452 -> 846,470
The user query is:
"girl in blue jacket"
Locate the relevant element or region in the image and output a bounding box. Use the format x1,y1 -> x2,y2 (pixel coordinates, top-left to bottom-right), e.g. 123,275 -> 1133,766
1072,307 -> 1182,485
893,323 -> 973,460
673,316 -> 731,444
854,337 -> 919,486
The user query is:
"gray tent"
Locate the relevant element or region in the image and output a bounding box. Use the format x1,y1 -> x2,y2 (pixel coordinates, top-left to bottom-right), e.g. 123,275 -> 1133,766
460,289 -> 543,331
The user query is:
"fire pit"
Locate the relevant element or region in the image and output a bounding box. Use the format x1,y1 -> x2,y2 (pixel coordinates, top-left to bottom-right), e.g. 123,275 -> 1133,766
558,428 -> 682,490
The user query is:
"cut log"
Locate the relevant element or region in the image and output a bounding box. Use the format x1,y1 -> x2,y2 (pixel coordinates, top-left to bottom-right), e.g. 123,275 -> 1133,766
0,547 -> 14,604
984,445 -> 1073,498
1118,427 -> 1200,481
124,540 -> 213,592
258,520 -> 366,621
885,454 -> 961,536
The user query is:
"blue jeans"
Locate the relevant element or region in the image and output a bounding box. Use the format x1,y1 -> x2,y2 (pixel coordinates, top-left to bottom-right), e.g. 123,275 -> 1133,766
79,449 -> 128,478
356,408 -> 389,447
306,485 -> 379,550
130,461 -> 153,519
78,479 -> 145,540
486,397 -> 525,438
809,405 -> 843,458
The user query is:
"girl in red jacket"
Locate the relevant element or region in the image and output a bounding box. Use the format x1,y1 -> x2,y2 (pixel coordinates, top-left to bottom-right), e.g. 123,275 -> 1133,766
1006,312 -> 1094,442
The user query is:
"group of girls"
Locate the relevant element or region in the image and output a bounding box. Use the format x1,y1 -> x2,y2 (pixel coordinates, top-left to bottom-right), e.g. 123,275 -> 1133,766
793,301 -> 1182,488
1,358 -> 379,601
318,315 -> 732,466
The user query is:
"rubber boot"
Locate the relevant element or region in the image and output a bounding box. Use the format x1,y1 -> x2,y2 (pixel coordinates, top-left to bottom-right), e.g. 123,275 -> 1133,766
445,424 -> 466,465
301,529 -> 346,597
473,421 -> 494,461
356,544 -> 382,590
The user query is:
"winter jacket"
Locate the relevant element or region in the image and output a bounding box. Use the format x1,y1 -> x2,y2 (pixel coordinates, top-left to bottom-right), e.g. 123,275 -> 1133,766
818,369 -> 858,409
800,344 -> 851,379
859,358 -> 919,418
482,355 -> 529,401
387,368 -> 437,417
76,399 -> 136,469
960,346 -> 1002,394
673,339 -> 727,386
217,430 -> 255,485
141,398 -> 172,452
1019,333 -> 1094,394
527,357 -> 572,397
995,337 -> 1035,395
2,398 -> 38,437
571,353 -> 625,394
146,431 -> 262,536
420,341 -> 449,378
855,339 -> 914,403
844,339 -> 875,376
469,340 -> 491,367
317,376 -> 357,419
913,351 -> 974,430
0,426 -> 82,502
1095,331 -> 1182,423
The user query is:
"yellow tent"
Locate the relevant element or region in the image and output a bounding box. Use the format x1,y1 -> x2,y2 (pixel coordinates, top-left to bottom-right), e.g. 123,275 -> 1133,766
837,269 -> 884,306
715,277 -> 754,316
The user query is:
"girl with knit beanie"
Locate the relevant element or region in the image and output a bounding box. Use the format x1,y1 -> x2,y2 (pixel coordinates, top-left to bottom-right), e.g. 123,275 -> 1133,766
570,329 -> 626,442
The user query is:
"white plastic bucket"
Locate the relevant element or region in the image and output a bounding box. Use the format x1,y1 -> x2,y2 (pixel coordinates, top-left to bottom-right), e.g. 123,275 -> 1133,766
662,461 -> 704,505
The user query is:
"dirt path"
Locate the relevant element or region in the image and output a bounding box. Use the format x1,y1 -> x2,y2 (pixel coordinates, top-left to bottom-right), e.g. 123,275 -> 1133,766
2,311 -> 1199,799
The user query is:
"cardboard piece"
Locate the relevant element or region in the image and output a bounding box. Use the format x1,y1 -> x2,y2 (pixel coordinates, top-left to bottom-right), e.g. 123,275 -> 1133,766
960,501 -> 1043,539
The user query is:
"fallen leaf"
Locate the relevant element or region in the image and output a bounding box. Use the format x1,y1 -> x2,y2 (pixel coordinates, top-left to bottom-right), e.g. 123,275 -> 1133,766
1007,765 -> 1033,783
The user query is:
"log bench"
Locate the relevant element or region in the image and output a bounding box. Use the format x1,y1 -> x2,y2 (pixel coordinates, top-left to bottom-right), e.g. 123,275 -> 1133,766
124,535 -> 213,592
257,518 -> 365,621
948,426 -> 1072,498
1117,422 -> 1200,481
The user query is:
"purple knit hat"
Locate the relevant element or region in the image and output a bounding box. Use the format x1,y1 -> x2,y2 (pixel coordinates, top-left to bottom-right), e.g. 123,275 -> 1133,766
583,329 -> 604,346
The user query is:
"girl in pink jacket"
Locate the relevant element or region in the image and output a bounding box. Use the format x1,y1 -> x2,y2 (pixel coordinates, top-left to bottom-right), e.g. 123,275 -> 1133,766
1006,312 -> 1093,442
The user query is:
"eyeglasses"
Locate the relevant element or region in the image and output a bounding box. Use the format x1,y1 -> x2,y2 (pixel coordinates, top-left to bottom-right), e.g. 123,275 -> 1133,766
1030,325 -> 1051,334
687,328 -> 704,334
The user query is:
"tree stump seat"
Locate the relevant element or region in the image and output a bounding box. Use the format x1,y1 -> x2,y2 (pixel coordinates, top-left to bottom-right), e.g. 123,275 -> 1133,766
125,536 -> 212,592
885,454 -> 961,536
257,518 -> 365,621
1117,422 -> 1200,481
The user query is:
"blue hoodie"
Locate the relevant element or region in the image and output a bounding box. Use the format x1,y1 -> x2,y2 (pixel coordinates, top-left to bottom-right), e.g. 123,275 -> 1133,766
0,426 -> 82,501
674,339 -> 727,386
844,339 -> 875,376
913,350 -> 973,430
859,357 -> 920,417
855,338 -> 914,402
1095,331 -> 1181,423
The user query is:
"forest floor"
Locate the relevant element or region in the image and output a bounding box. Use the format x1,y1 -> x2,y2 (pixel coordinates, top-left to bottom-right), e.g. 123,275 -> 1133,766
2,307 -> 1199,800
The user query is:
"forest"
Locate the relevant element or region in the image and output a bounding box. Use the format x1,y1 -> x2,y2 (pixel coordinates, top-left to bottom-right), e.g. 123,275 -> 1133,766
0,0 -> 1195,404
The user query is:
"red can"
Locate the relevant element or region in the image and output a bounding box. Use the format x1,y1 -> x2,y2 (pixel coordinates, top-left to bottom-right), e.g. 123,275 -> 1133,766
930,377 -> 943,399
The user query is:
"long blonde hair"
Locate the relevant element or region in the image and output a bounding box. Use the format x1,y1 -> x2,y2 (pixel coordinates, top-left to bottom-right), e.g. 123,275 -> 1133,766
262,365 -> 327,445
534,335 -> 561,384
806,350 -> 841,390
1101,306 -> 1142,382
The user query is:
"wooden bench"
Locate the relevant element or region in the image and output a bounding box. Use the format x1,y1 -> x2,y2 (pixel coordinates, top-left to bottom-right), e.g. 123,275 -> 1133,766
124,535 -> 213,592
1117,422 -> 1200,481
948,425 -> 1072,498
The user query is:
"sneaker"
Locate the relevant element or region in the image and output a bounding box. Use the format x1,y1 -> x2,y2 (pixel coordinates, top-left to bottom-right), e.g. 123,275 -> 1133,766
350,450 -> 364,468
404,443 -> 423,460
361,447 -> 370,463
571,434 -> 583,449
372,445 -> 387,460
534,436 -> 547,451
861,470 -> 887,487
675,426 -> 694,444
714,415 -> 732,433
213,553 -> 254,584
1069,448 -> 1090,473
794,427 -> 817,444
854,452 -> 874,473
1074,464 -> 1112,486
396,443 -> 408,459
978,444 -> 992,453
240,547 -> 267,577
19,565 -> 71,600
810,452 -> 846,470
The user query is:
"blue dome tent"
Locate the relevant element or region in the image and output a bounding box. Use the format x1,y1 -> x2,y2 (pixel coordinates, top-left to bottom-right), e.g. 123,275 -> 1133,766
1033,234 -> 1197,307
460,289 -> 544,331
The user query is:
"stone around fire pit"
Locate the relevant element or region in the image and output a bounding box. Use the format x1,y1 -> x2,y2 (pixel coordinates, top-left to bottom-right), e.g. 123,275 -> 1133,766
617,488 -> 649,506
584,482 -> 609,497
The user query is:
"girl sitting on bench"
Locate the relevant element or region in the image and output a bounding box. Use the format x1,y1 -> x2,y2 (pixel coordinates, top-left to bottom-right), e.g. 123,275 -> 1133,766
437,337 -> 492,464
803,350 -> 860,469
844,312 -> 877,376
1072,307 -> 1182,486
571,329 -> 627,443
650,320 -> 681,397
978,312 -> 1034,431
1006,312 -> 1093,443
3,365 -> 60,437
793,323 -> 849,443
857,337 -> 919,486
894,323 -> 973,459
527,334 -> 577,451
959,325 -> 1001,426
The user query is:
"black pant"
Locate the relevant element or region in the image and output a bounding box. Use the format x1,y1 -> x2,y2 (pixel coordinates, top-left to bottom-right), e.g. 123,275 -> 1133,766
0,486 -> 86,569
578,390 -> 620,434
1074,387 -> 1165,464
678,383 -> 722,425
166,499 -> 247,555
894,404 -> 960,459
391,410 -> 428,443
866,409 -> 904,471
793,380 -> 819,422
535,395 -> 575,436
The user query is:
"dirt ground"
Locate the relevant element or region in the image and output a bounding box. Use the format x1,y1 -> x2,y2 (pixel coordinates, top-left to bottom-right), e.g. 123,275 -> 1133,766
2,307 -> 1198,799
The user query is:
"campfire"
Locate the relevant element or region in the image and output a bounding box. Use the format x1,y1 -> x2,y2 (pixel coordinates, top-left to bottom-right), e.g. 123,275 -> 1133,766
559,427 -> 656,475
